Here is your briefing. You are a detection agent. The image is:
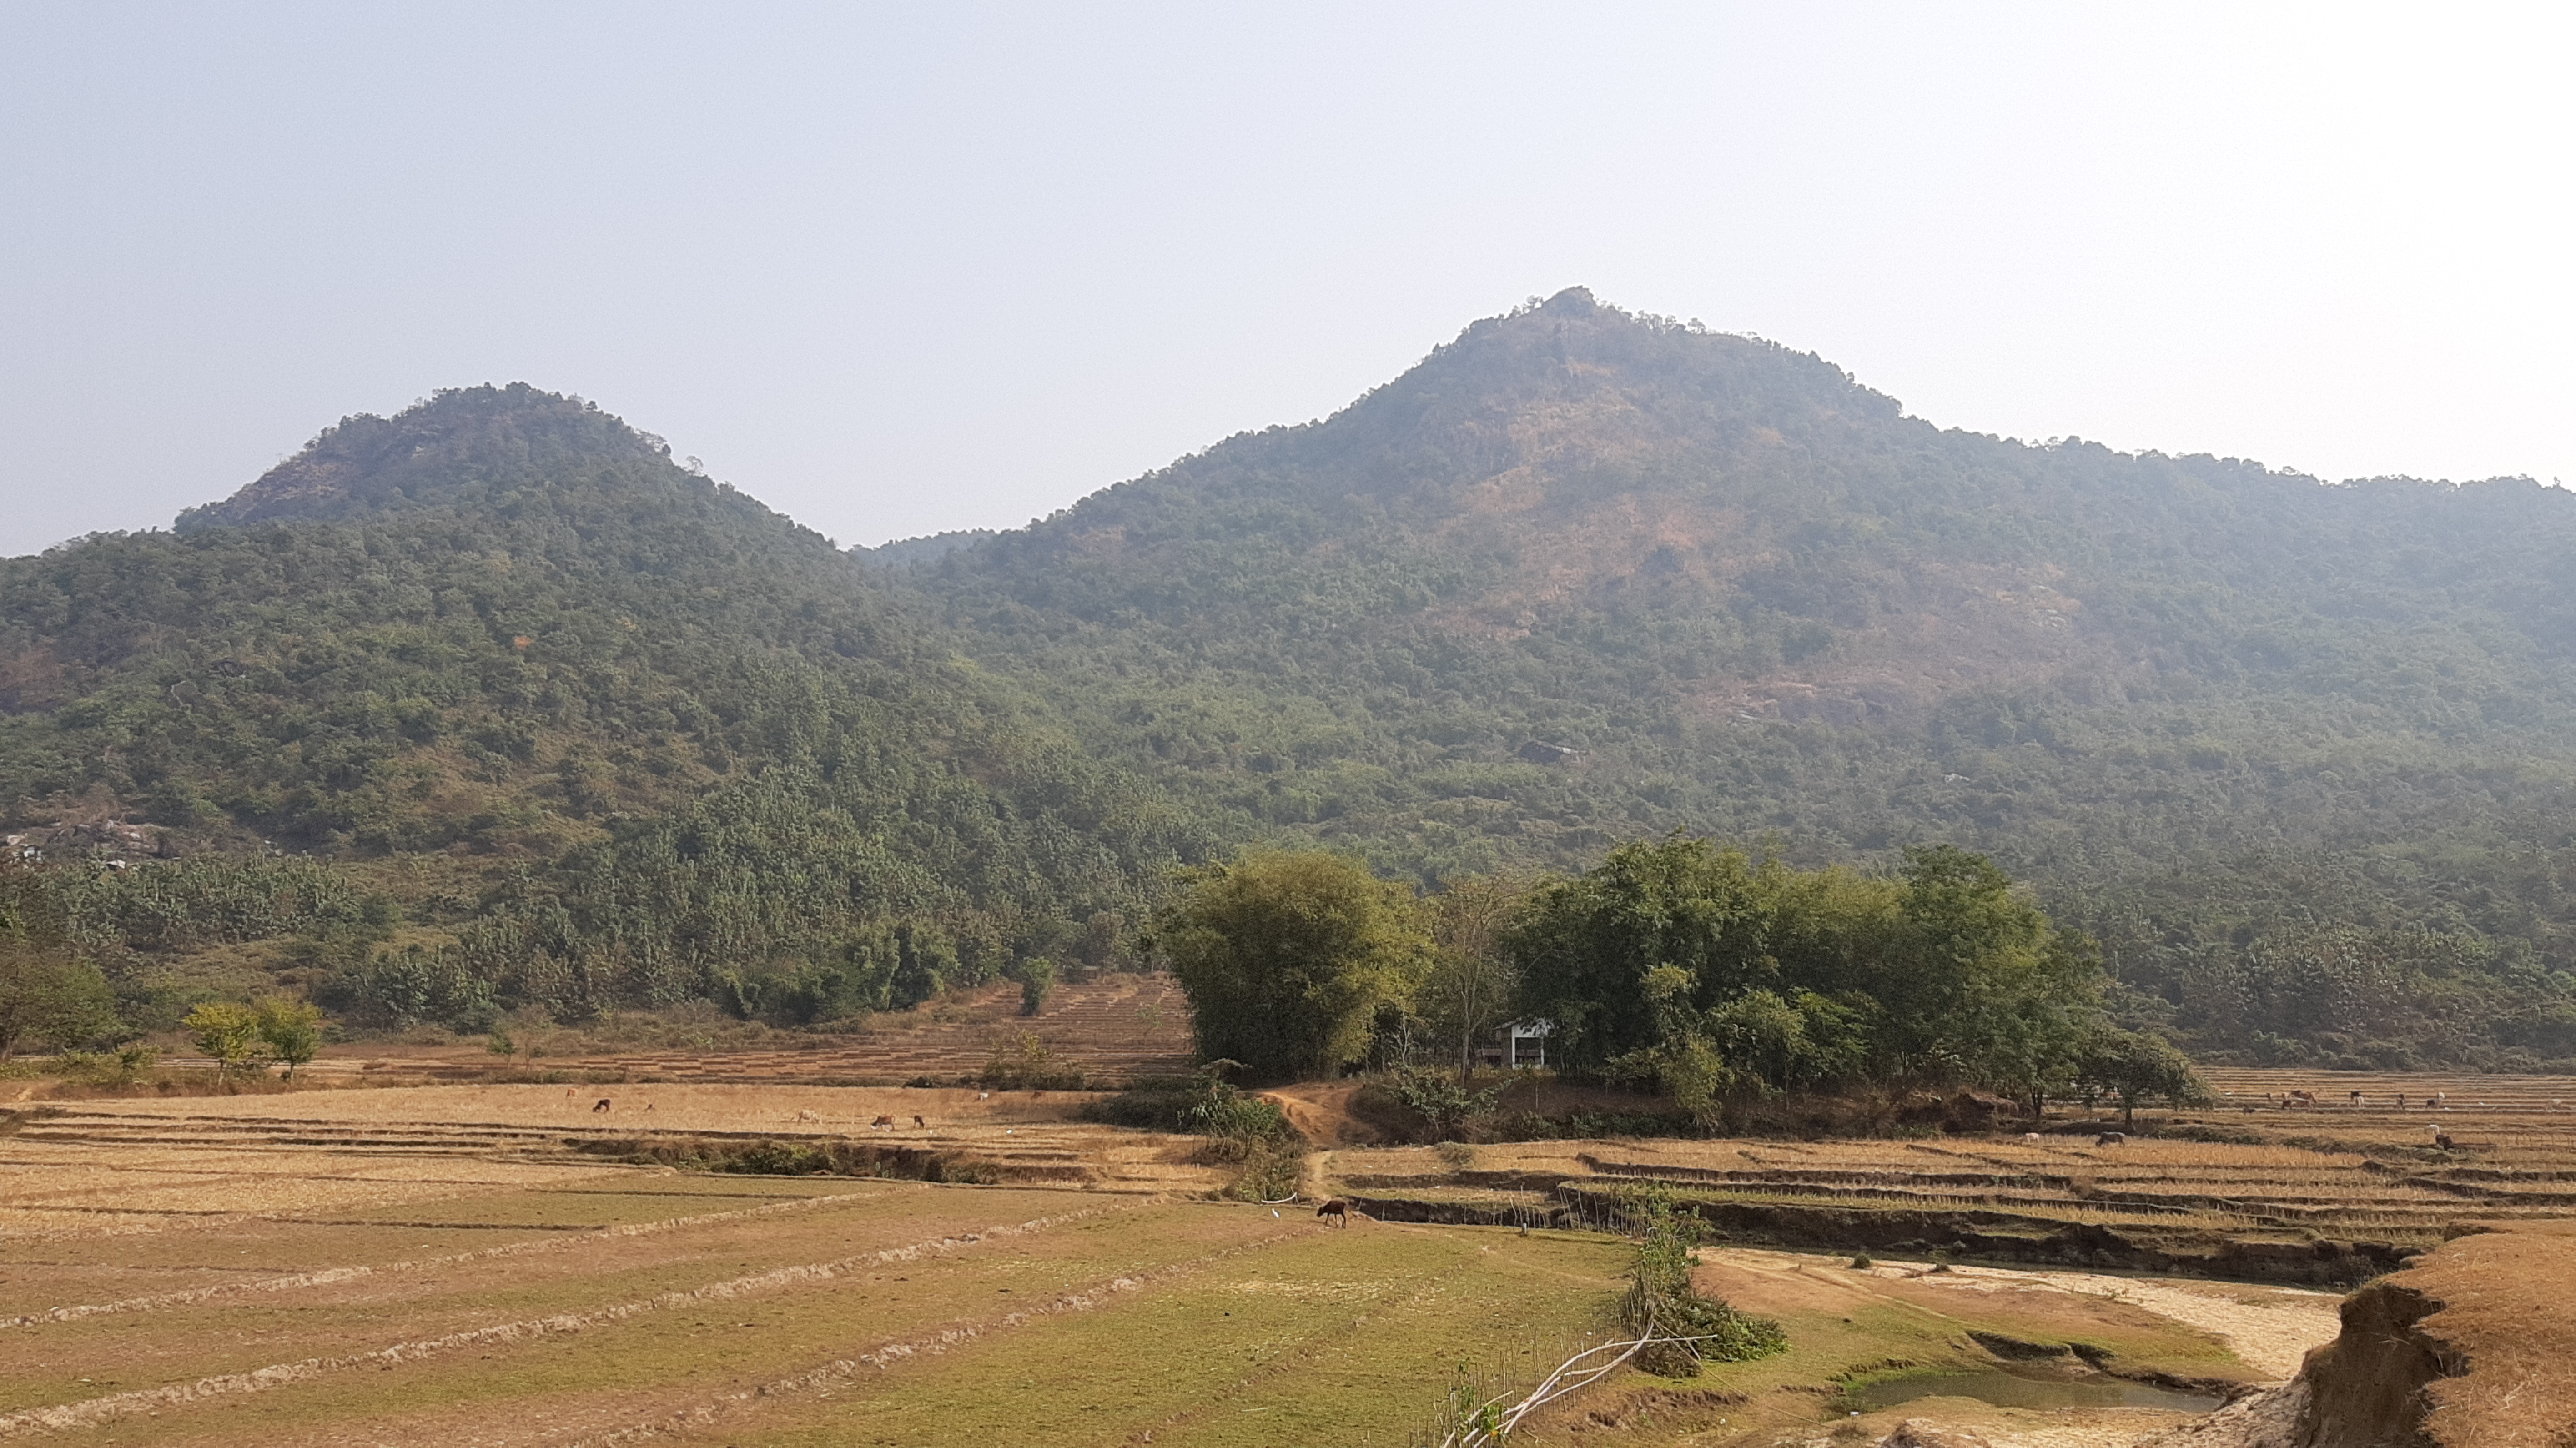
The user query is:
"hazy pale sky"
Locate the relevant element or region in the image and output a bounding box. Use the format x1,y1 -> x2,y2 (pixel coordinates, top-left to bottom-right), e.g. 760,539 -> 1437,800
3,3 -> 2570,556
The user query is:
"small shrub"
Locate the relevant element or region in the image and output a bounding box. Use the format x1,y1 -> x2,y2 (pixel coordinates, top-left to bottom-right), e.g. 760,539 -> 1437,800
1082,1066 -> 1301,1200
1016,957 -> 1056,1016
1849,1253 -> 1873,1270
255,998 -> 323,1078
1435,1140 -> 1476,1171
979,1029 -> 1086,1091
1226,1131 -> 1303,1202
183,1002 -> 267,1077
1618,1189 -> 1787,1376
1385,1065 -> 1500,1141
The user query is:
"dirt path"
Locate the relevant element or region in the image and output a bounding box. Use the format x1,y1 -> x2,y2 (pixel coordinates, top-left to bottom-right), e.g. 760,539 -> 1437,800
1257,1081 -> 1390,1147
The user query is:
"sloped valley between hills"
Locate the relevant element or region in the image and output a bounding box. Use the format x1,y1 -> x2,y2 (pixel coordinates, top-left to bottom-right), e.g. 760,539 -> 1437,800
11,289 -> 2576,1444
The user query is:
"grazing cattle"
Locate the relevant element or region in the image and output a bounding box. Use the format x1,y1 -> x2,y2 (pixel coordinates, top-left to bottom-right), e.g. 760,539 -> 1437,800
913,1115 -> 927,1128
2431,1126 -> 2456,1151
1315,1198 -> 1354,1227
2397,1093 -> 2407,1109
2434,1092 -> 2448,1109
592,1098 -> 612,1113
2349,1091 -> 2364,1108
796,1109 -> 821,1123
870,1115 -> 895,1130
2023,1132 -> 2043,1143
2095,1131 -> 2128,1146
2287,1090 -> 2317,1109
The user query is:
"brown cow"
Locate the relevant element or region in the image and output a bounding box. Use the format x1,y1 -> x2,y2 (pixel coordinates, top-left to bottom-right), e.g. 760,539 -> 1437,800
870,1115 -> 895,1130
592,1098 -> 612,1113
2095,1131 -> 2128,1146
913,1115 -> 927,1129
1316,1198 -> 1354,1227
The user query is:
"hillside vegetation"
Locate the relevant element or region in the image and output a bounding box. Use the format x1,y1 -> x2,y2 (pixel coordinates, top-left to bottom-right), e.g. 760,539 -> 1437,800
0,386 -> 1199,1029
7,295 -> 2576,1070
897,290 -> 2576,1070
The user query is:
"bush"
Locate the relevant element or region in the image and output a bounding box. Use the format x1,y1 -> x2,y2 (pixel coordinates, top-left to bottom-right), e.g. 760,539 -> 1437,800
255,998 -> 323,1078
183,1002 -> 267,1077
978,1029 -> 1087,1091
1618,1190 -> 1787,1376
1081,1067 -> 1303,1200
1384,1064 -> 1500,1141
1016,957 -> 1056,1016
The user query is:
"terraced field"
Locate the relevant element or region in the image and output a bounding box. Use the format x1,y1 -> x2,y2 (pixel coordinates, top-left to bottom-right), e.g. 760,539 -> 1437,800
0,1081 -> 2348,1448
543,975 -> 1197,1086
0,1083 -> 1227,1238
123,975 -> 1199,1090
0,1084 -> 1644,1448
1321,1099 -> 2576,1283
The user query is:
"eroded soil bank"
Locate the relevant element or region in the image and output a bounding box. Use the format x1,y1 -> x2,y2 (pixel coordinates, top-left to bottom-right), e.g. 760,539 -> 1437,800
2142,1221 -> 2576,1448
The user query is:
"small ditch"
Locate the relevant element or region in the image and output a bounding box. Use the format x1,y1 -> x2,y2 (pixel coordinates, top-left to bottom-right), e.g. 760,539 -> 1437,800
1839,1365 -> 2224,1414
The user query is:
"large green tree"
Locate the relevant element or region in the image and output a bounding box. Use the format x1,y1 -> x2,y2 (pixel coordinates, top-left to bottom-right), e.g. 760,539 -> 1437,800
0,935 -> 116,1061
1504,836 -> 1779,1074
1156,851 -> 1429,1082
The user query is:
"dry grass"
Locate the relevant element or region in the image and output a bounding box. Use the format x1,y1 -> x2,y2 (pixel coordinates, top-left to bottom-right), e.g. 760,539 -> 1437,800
11,1075 -> 2556,1446
2400,1219 -> 2576,1448
1324,1112 -> 2576,1261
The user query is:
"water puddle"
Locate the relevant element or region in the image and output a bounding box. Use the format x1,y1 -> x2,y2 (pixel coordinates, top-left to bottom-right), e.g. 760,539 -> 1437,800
1840,1365 -> 2224,1414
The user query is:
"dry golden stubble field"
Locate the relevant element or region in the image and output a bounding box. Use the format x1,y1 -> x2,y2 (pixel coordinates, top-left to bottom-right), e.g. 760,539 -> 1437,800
6,1074 -> 2572,1447
0,1084 -> 1645,1448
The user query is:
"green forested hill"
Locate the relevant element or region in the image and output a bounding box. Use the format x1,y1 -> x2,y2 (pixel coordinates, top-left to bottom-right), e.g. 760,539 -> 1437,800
0,386 -> 1199,1025
896,289 -> 2576,1068
9,299 -> 2576,1070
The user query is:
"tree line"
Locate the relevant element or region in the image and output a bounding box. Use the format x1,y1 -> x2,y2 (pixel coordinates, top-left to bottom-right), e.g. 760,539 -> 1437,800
1157,835 -> 2202,1119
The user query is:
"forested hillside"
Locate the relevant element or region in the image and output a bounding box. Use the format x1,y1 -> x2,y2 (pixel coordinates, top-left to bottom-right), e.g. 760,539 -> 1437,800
0,386 -> 1199,1029
9,296 -> 2576,1071
896,289 -> 2576,1070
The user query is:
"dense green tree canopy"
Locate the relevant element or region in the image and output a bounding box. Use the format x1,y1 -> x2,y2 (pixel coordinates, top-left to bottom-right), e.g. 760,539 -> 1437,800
1509,837 -> 2103,1102
1155,850 -> 1429,1081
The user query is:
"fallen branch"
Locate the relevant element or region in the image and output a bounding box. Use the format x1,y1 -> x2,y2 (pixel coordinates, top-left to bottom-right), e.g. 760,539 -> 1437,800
1432,1317 -> 1752,1447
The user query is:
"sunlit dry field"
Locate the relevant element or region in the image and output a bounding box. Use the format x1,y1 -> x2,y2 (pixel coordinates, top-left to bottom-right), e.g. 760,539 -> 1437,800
1,1083 -> 1640,1448
1320,1085 -> 2576,1270
0,1079 -> 2354,1448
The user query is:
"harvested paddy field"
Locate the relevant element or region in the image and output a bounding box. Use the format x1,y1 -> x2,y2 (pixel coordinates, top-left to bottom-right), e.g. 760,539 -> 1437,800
1322,1098 -> 2576,1283
0,1084 -> 1649,1448
117,976 -> 1201,1091
5,1077 -> 2570,1445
